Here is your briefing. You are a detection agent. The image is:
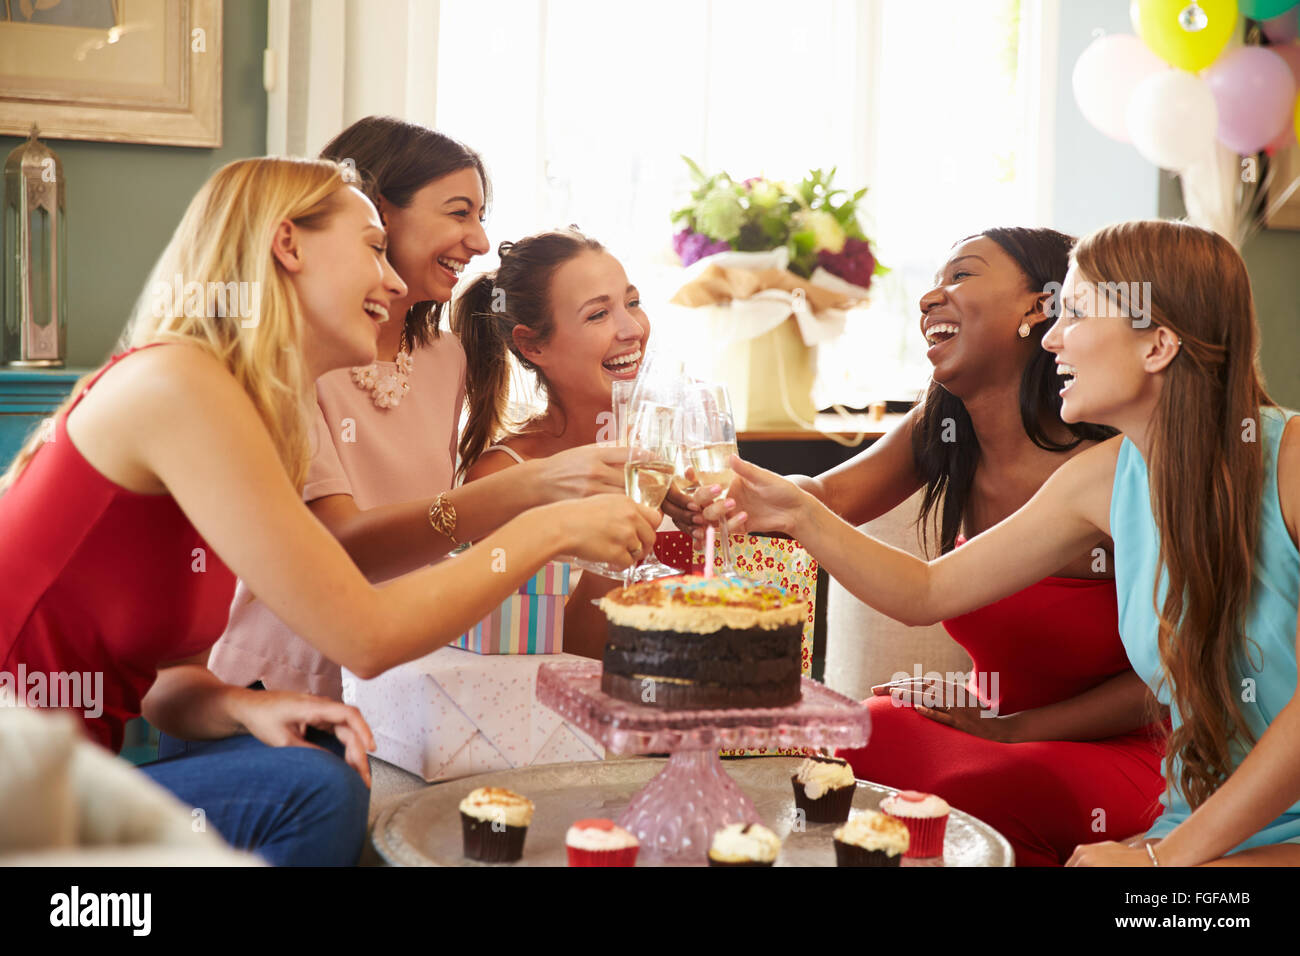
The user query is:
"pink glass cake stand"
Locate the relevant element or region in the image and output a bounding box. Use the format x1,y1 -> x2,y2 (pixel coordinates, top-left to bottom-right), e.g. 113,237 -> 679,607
536,660 -> 871,865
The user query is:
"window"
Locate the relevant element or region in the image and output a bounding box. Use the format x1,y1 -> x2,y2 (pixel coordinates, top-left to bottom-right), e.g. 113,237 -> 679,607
436,0 -> 1045,408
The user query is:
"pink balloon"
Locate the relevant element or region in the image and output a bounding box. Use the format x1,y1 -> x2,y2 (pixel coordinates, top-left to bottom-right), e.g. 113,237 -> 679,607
1263,10 -> 1300,42
1264,43 -> 1300,151
1072,34 -> 1168,143
1205,46 -> 1297,153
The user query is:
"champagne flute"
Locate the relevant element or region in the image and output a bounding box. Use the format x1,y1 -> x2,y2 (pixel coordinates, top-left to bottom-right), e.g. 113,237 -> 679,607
623,400 -> 682,585
682,382 -> 746,581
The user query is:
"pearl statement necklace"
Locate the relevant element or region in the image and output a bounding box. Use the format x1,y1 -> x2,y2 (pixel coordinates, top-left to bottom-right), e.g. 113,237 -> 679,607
351,328 -> 414,409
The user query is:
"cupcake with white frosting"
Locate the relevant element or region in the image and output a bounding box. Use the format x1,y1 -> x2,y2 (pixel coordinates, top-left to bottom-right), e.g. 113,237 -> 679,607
707,822 -> 781,867
459,787 -> 535,862
832,810 -> 910,867
790,754 -> 857,823
565,818 -> 639,867
879,790 -> 950,858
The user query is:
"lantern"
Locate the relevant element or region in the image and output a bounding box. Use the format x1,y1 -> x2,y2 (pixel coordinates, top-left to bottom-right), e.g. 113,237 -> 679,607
3,125 -> 67,367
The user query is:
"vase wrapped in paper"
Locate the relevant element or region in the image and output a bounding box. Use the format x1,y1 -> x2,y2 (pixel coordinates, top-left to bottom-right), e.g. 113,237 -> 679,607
670,160 -> 884,430
671,247 -> 873,430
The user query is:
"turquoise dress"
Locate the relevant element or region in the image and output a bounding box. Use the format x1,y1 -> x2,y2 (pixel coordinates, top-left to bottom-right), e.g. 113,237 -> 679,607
1111,405 -> 1300,853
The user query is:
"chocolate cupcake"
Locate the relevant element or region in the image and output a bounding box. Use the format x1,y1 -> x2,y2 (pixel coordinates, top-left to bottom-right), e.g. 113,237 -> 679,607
833,810 -> 909,867
459,787 -> 535,863
707,822 -> 781,867
791,754 -> 856,823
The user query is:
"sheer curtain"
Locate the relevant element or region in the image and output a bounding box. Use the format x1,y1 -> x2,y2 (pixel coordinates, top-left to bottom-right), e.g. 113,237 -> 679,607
270,0 -> 1055,407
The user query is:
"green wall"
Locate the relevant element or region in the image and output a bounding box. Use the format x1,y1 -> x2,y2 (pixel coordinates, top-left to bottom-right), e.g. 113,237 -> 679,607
1159,173 -> 1300,410
1,1 -> 267,368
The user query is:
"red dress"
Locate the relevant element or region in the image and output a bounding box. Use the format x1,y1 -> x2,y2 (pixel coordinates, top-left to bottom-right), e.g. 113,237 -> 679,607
0,345 -> 236,753
837,540 -> 1166,866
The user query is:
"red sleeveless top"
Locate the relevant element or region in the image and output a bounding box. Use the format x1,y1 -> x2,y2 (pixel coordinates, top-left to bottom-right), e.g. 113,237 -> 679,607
0,345 -> 236,752
943,534 -> 1140,715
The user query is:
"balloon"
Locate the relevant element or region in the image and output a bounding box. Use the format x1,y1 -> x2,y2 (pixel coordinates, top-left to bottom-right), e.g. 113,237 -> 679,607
1126,69 -> 1219,169
1073,35 -> 1168,142
1206,46 -> 1296,152
1131,0 -> 1238,71
1239,0 -> 1298,19
1261,8 -> 1300,40
1263,43 -> 1300,151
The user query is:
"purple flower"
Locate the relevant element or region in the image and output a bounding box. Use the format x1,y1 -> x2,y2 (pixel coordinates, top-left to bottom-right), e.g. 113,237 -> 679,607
817,237 -> 877,290
673,228 -> 732,267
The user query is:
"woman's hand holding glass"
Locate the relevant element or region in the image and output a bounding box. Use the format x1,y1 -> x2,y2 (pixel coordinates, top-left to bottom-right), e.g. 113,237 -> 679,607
550,494 -> 660,570
687,455 -> 807,544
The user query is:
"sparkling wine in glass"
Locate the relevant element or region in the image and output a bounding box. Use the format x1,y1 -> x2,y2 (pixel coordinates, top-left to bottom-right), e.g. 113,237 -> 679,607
623,400 -> 683,585
682,382 -> 747,581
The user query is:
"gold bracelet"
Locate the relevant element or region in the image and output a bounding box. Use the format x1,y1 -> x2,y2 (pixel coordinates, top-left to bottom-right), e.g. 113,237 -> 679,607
428,491 -> 458,544
1145,842 -> 1159,867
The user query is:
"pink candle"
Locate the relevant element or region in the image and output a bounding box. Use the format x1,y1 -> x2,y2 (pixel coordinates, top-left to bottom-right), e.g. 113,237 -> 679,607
703,525 -> 716,579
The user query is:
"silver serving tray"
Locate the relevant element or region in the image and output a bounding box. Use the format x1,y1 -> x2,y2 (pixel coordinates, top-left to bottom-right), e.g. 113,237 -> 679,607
372,756 -> 1014,867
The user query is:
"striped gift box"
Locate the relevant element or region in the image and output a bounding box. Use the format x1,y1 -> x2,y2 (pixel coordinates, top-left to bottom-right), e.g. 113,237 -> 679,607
452,562 -> 571,654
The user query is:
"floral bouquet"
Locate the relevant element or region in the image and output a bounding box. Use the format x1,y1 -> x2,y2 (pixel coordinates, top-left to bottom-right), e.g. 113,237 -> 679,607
670,157 -> 885,289
668,159 -> 885,430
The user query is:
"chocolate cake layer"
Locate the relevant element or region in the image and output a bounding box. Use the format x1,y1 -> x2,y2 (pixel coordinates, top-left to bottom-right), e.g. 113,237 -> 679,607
600,671 -> 802,710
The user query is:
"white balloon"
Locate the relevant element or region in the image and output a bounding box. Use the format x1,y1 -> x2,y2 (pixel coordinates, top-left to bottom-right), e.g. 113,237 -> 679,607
1073,34 -> 1167,143
1125,69 -> 1219,171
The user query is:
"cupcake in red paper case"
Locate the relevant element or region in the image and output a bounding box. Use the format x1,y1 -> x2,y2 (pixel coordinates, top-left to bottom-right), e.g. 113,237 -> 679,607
833,810 -> 909,867
459,787 -> 534,863
565,819 -> 639,867
707,822 -> 781,867
791,754 -> 857,823
879,790 -> 950,858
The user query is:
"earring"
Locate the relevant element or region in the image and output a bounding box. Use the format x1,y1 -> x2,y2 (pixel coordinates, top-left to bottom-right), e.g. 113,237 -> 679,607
1018,322 -> 1031,338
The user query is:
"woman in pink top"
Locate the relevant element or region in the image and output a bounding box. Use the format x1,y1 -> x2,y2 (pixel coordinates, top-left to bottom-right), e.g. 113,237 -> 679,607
208,118 -> 639,705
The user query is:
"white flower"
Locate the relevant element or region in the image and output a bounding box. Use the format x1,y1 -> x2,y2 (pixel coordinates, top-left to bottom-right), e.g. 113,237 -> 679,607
352,365 -> 379,389
373,376 -> 402,408
395,351 -> 414,376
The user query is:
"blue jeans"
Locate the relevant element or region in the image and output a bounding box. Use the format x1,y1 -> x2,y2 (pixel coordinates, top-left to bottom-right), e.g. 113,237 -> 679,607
143,729 -> 369,866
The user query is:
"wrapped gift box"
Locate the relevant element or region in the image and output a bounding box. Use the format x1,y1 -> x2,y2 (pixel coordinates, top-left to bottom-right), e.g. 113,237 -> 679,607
452,562 -> 571,654
343,647 -> 601,782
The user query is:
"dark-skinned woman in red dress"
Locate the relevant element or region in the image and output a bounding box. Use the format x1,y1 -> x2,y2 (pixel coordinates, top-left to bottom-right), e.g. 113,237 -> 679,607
675,227 -> 1166,866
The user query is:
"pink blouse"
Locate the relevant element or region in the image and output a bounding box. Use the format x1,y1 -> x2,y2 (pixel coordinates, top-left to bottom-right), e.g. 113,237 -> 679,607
207,335 -> 467,699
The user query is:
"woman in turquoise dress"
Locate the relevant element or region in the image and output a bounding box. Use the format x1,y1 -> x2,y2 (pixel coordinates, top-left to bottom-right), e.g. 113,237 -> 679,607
699,219 -> 1300,866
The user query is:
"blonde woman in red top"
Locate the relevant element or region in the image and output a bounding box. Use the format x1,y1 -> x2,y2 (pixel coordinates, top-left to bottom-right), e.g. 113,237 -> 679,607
0,157 -> 657,864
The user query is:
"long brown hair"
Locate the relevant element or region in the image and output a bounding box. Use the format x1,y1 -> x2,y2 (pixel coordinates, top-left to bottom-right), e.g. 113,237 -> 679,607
450,228 -> 605,480
912,226 -> 1115,555
1074,219 -> 1274,809
320,116 -> 489,349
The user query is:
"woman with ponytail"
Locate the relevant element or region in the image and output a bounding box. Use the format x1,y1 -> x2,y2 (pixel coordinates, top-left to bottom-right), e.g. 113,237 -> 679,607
0,157 -> 657,865
456,228 -> 655,657
673,228 -> 1165,867
208,117 -> 635,702
702,219 -> 1300,865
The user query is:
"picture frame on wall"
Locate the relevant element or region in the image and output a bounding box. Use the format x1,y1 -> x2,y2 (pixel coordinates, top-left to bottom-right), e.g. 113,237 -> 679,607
0,0 -> 222,148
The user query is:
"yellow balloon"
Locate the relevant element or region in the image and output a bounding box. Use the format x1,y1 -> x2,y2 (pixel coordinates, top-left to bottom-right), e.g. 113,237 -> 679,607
1132,0 -> 1238,72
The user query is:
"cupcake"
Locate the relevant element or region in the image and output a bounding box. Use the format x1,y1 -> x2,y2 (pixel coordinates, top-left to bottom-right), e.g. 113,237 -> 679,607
879,790 -> 950,858
832,810 -> 910,867
565,818 -> 639,867
459,787 -> 534,863
791,754 -> 857,823
707,822 -> 781,867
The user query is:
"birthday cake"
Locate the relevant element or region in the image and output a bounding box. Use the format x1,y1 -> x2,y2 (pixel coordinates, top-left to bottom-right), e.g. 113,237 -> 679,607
597,574 -> 804,710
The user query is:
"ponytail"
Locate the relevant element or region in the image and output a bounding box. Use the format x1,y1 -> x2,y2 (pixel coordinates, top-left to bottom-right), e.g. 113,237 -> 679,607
452,273 -> 512,480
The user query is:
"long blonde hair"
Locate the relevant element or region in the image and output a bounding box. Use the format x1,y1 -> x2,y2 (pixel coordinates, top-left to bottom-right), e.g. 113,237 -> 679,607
0,156 -> 350,495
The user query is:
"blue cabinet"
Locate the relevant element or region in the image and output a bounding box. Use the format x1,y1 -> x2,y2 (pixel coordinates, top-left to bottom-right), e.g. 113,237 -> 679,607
0,367 -> 88,469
